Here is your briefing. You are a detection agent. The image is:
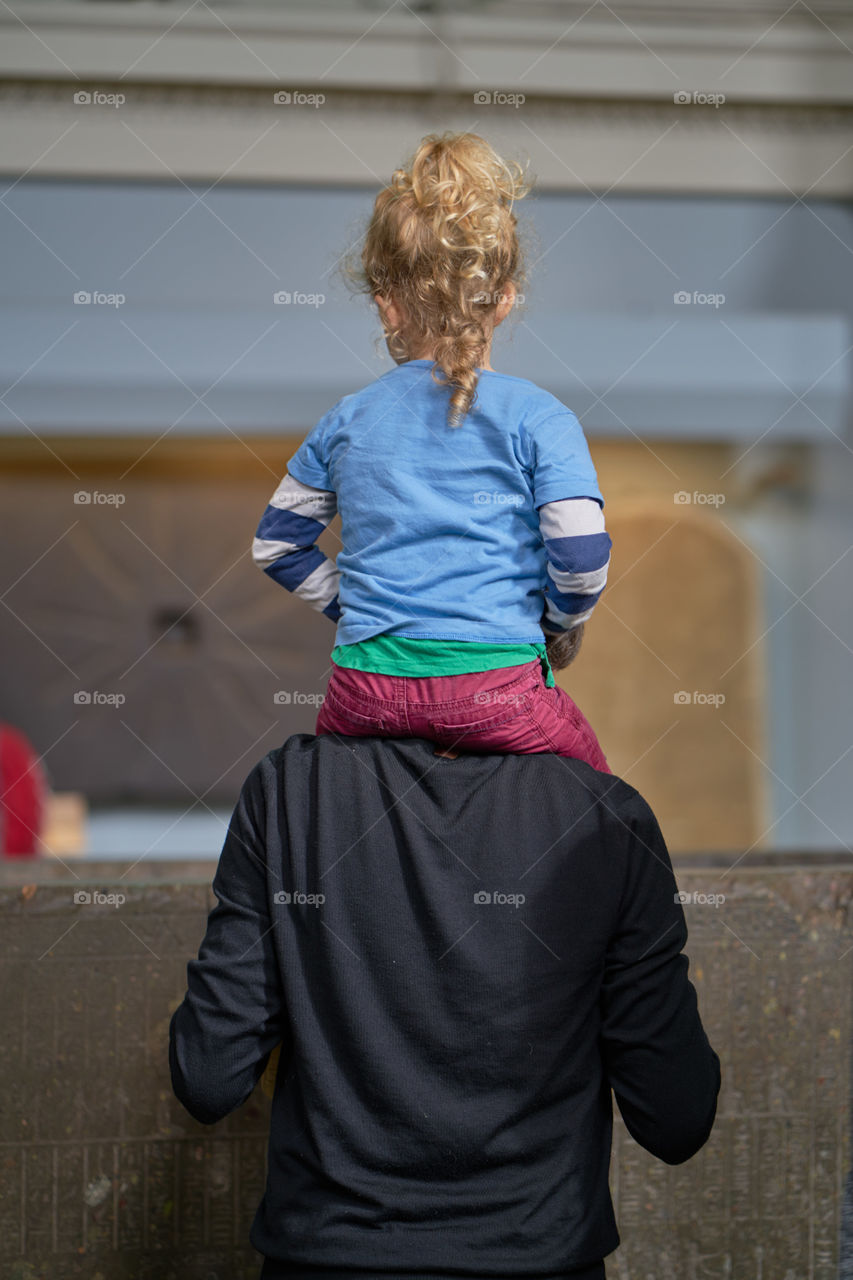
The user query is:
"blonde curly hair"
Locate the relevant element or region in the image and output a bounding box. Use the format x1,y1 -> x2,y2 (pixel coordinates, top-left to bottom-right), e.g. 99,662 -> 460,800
344,132 -> 532,428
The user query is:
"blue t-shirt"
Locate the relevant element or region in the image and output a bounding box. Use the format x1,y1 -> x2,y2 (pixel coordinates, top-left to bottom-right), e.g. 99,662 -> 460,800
286,359 -> 604,648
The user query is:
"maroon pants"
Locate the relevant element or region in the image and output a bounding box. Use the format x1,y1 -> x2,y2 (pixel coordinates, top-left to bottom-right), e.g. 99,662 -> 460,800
316,658 -> 610,773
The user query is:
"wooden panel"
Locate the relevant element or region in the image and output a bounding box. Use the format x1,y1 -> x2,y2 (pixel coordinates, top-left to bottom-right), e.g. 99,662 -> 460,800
559,442 -> 765,852
0,439 -> 335,804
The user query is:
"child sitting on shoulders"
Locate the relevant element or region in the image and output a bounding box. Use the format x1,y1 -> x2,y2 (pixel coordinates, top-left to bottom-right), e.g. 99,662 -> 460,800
253,131 -> 612,772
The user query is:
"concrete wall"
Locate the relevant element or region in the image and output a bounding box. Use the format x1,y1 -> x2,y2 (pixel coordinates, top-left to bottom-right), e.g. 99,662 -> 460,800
0,856 -> 849,1279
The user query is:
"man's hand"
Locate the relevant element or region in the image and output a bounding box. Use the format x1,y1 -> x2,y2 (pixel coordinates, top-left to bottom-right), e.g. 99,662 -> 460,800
544,623 -> 584,671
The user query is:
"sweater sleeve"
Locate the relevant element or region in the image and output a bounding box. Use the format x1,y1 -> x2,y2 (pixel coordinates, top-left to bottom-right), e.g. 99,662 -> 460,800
539,497 -> 612,634
169,760 -> 288,1125
252,471 -> 341,622
599,787 -> 721,1165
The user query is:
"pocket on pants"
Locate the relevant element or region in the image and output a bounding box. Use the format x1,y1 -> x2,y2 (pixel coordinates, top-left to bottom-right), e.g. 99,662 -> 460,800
430,690 -> 534,739
321,687 -> 392,734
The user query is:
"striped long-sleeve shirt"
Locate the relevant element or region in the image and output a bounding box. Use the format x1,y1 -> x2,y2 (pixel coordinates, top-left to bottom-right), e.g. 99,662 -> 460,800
252,360 -> 611,647
253,477 -> 611,636
253,473 -> 341,623
539,497 -> 611,633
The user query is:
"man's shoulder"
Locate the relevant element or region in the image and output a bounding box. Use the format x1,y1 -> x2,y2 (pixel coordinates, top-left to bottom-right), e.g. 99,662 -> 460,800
266,734 -> 648,813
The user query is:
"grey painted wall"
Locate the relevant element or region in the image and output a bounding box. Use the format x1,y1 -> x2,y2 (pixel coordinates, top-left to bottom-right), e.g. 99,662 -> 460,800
1,181 -> 850,436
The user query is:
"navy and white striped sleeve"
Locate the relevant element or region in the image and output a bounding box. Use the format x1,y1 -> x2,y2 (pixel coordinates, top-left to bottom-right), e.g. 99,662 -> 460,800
252,473 -> 341,622
539,497 -> 612,634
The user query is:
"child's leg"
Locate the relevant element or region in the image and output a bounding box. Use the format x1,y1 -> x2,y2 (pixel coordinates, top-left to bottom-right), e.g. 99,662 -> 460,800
521,683 -> 611,773
316,660 -> 610,773
407,662 -> 610,773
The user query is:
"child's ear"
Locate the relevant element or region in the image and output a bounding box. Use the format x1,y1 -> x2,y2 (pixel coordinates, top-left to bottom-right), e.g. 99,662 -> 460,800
495,283 -> 517,325
375,293 -> 403,331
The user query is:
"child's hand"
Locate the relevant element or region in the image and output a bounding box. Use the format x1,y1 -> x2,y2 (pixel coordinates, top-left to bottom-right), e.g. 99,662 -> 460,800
544,623 -> 584,671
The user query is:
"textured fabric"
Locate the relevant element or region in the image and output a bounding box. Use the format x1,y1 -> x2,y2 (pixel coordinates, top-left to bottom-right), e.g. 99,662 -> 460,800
169,734 -> 721,1277
316,660 -> 608,772
252,472 -> 341,621
331,635 -> 556,688
539,498 -> 611,632
259,1263 -> 606,1280
280,359 -> 605,646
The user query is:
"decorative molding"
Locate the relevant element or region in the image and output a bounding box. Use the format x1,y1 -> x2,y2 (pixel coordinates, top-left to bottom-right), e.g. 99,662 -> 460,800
1,2 -> 853,102
4,80 -> 853,129
1,81 -> 852,194
2,0 -> 853,192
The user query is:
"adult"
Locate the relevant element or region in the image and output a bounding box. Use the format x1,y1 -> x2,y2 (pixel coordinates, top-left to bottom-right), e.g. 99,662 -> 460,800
170,733 -> 720,1279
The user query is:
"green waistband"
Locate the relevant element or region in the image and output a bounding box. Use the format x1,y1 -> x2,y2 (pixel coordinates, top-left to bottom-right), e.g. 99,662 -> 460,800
330,635 -> 556,688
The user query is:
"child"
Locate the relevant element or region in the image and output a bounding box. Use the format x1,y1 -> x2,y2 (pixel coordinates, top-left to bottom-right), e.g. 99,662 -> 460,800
253,132 -> 612,772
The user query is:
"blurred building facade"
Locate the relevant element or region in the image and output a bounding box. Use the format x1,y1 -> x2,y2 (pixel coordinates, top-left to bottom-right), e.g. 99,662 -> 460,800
0,0 -> 851,852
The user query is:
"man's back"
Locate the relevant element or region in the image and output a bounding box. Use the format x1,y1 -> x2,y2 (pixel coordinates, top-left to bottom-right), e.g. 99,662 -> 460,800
170,734 -> 720,1279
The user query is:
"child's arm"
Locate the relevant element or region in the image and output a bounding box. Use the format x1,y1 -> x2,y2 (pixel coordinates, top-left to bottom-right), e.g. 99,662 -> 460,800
538,497 -> 612,636
252,472 -> 341,621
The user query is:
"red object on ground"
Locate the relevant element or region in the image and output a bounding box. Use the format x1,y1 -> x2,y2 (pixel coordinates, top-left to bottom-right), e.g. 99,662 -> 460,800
0,723 -> 47,857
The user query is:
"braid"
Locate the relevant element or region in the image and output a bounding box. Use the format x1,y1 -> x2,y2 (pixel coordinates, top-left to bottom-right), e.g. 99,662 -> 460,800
344,132 -> 531,427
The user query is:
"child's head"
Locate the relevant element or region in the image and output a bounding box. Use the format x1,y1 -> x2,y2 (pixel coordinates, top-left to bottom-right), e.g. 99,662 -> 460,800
348,132 -> 531,427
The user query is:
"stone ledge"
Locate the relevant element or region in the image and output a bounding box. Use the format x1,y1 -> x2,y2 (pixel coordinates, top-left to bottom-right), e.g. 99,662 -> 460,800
0,863 -> 849,1275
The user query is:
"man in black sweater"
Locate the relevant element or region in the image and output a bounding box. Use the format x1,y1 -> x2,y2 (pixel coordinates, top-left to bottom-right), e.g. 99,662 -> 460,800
169,734 -> 720,1280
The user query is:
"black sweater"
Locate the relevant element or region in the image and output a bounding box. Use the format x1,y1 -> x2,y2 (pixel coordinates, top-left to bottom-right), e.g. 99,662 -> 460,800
169,734 -> 720,1278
